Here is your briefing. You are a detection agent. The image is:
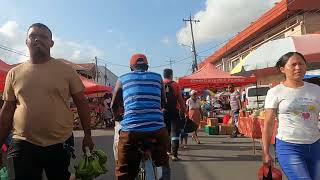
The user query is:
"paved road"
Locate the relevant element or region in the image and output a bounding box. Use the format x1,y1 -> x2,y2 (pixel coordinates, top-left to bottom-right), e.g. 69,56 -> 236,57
71,129 -> 287,180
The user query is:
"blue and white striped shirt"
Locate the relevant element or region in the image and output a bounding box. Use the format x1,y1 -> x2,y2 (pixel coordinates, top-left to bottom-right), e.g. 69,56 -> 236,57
119,71 -> 165,132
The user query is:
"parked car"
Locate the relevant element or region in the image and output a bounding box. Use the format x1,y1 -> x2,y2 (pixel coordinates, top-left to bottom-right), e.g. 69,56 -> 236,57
246,85 -> 271,109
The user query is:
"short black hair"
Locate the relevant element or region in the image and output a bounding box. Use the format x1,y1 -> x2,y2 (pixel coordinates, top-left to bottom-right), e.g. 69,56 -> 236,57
275,52 -> 306,70
163,68 -> 173,78
131,64 -> 148,71
28,23 -> 52,38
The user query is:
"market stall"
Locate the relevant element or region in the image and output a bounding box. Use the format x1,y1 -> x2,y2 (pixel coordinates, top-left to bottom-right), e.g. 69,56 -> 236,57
238,110 -> 278,154
79,76 -> 113,94
178,63 -> 256,90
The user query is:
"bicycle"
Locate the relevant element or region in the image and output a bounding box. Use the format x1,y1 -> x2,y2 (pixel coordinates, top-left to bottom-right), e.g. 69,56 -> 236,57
73,110 -> 108,130
135,139 -> 162,180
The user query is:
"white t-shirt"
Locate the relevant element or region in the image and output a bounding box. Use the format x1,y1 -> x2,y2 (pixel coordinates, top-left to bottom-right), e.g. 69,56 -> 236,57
186,98 -> 201,110
265,82 -> 320,144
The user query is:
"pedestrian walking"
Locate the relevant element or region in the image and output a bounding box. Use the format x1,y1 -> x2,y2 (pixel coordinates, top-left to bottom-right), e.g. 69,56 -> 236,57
0,23 -> 94,180
163,68 -> 186,161
263,52 -> 320,180
186,90 -> 203,144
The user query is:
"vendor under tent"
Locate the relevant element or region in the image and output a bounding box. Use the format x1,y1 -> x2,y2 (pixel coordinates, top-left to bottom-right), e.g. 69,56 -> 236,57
178,63 -> 256,89
79,76 -> 113,95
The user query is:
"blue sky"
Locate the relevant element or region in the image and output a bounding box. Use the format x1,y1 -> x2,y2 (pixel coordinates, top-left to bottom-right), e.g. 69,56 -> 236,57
0,0 -> 278,78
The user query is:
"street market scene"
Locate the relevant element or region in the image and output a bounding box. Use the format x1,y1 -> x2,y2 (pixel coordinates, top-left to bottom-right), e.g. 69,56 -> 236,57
0,0 -> 320,179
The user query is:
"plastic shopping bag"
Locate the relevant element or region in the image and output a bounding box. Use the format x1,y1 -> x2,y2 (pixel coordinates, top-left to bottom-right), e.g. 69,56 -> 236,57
0,167 -> 8,180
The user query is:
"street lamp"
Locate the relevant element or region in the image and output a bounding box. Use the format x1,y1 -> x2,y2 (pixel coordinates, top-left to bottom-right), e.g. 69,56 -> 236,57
179,43 -> 193,52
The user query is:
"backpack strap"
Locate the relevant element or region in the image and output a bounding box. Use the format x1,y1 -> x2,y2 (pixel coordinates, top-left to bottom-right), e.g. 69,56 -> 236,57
165,80 -> 174,85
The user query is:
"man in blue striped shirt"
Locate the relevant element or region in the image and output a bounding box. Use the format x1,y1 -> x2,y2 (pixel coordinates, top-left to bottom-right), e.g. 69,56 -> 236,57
112,54 -> 170,180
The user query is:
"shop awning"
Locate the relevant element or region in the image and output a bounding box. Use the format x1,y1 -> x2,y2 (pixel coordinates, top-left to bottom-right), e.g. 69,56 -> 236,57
80,76 -> 113,95
237,34 -> 320,72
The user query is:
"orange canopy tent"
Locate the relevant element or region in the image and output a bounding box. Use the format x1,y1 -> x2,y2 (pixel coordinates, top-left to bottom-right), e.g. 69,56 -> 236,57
178,63 -> 256,90
79,76 -> 113,95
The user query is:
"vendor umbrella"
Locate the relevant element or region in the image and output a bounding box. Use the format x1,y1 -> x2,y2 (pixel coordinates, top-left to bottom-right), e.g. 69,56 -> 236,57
238,34 -> 320,72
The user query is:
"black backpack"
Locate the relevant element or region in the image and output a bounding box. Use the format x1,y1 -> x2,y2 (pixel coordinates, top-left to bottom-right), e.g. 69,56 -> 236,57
164,81 -> 178,111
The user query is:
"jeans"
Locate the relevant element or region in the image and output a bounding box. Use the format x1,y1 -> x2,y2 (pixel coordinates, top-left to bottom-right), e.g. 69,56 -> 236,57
164,109 -> 182,157
276,138 -> 320,180
232,109 -> 240,127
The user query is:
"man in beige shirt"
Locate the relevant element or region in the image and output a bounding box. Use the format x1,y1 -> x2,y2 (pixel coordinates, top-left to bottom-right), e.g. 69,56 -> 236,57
0,23 -> 94,180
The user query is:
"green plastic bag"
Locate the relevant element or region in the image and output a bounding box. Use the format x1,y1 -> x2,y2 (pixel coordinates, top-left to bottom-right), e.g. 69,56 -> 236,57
0,167 -> 8,180
74,149 -> 108,180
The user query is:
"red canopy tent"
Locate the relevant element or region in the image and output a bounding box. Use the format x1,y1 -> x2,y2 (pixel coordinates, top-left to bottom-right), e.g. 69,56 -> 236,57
178,63 -> 256,90
0,59 -> 14,92
0,60 -> 112,94
79,76 -> 113,95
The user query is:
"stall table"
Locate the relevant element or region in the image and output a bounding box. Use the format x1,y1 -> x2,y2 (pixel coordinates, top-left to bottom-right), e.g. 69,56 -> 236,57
238,116 -> 278,154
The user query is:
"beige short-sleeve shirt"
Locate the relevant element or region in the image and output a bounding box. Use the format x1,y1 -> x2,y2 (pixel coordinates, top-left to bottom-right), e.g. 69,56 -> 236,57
3,58 -> 85,146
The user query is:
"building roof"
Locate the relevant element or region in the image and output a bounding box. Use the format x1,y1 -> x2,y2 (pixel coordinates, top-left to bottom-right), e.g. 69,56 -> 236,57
78,63 -> 95,71
59,59 -> 87,71
200,0 -> 320,66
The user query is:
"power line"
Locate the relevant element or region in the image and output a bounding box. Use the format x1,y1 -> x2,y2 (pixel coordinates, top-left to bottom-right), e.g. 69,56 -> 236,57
96,57 -> 129,67
0,44 -> 29,57
185,62 -> 193,76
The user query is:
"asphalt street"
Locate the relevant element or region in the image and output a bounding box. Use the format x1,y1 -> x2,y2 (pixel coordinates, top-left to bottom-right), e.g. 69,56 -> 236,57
70,129 -> 287,180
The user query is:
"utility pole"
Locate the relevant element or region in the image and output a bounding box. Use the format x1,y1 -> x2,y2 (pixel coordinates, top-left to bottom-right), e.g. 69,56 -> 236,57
183,14 -> 200,73
95,56 -> 98,82
167,57 -> 174,69
104,64 -> 108,85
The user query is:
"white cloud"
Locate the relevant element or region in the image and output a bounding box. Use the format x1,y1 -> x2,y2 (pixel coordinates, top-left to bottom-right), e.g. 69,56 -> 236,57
177,0 -> 281,45
0,20 -> 105,64
52,37 -> 104,63
161,36 -> 171,45
0,21 -> 19,38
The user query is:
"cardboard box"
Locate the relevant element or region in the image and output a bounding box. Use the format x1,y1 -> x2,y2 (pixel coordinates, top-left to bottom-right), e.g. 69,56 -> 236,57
219,124 -> 233,135
204,125 -> 219,135
199,120 -> 207,129
207,118 -> 219,127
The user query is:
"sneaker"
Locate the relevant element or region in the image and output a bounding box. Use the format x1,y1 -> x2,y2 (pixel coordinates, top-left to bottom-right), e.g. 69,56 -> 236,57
167,152 -> 172,155
171,156 -> 179,161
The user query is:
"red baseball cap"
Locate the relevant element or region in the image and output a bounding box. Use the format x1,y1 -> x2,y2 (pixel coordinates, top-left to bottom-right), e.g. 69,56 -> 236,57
130,54 -> 148,66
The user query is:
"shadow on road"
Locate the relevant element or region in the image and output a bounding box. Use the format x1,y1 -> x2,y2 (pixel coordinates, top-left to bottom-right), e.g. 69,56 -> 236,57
185,144 -> 255,152
179,154 -> 260,162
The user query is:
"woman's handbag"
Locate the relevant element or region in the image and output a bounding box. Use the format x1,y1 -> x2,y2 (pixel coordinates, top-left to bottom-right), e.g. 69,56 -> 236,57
258,164 -> 282,180
184,117 -> 198,133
